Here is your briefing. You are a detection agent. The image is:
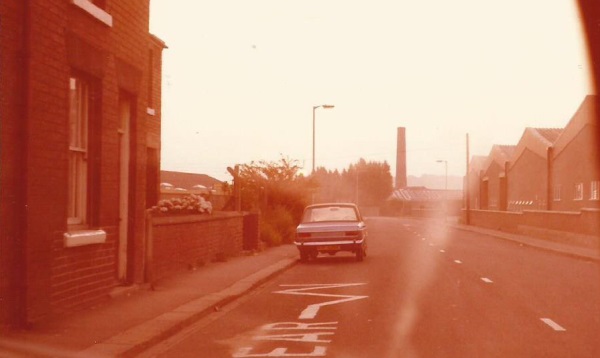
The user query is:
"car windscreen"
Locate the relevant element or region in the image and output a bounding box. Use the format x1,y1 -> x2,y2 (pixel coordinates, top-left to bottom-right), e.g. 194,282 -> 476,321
302,206 -> 358,223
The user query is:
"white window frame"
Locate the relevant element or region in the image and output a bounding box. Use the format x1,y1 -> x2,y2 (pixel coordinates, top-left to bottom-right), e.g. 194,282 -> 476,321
591,181 -> 600,201
68,77 -> 89,226
574,182 -> 584,201
71,0 -> 113,27
553,185 -> 561,202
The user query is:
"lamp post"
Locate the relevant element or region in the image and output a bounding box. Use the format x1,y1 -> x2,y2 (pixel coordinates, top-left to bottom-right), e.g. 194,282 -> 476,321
312,104 -> 335,174
436,160 -> 448,191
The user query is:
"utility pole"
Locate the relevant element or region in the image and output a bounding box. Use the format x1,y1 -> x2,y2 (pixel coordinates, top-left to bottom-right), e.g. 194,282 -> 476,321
466,133 -> 471,225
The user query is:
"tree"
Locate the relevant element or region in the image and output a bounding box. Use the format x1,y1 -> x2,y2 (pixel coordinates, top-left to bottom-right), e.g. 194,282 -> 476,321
313,159 -> 393,207
233,156 -> 314,246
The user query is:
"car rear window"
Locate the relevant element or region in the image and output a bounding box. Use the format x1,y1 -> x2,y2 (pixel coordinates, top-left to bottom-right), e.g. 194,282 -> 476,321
303,206 -> 358,222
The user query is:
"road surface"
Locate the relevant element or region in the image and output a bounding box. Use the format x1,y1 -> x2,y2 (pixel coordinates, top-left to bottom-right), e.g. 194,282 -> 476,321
140,217 -> 600,357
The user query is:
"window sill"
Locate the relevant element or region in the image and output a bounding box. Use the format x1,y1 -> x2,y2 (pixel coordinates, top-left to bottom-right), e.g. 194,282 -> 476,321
64,229 -> 107,247
71,0 -> 113,27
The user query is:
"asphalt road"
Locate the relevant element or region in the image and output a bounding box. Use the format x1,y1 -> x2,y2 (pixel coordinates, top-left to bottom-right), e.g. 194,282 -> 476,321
139,217 -> 600,358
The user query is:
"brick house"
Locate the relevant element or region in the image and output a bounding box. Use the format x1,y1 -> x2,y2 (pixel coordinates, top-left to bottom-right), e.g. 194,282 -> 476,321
550,95 -> 600,211
507,128 -> 563,212
0,0 -> 166,328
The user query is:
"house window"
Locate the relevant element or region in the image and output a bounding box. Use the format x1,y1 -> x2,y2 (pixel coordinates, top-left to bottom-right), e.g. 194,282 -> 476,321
68,77 -> 89,225
553,185 -> 561,201
574,182 -> 584,201
591,181 -> 600,200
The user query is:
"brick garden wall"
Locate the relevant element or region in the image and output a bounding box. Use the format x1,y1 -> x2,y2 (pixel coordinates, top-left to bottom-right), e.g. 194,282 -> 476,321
465,209 -> 600,248
149,213 -> 245,281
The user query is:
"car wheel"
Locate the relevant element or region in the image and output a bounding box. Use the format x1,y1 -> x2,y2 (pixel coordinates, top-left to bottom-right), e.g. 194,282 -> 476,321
300,250 -> 309,263
356,247 -> 364,262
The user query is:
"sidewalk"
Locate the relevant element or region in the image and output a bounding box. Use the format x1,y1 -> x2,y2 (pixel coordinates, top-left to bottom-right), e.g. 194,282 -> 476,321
450,222 -> 600,262
0,245 -> 299,358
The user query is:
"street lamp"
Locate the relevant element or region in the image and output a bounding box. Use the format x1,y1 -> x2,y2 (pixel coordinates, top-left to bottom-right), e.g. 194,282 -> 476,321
436,160 -> 448,191
312,104 -> 335,174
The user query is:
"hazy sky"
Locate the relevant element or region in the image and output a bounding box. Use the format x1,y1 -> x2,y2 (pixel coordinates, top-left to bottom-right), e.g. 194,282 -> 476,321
149,0 -> 592,182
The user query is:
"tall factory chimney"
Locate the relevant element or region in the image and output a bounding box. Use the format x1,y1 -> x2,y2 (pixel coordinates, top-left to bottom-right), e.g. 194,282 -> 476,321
396,127 -> 407,189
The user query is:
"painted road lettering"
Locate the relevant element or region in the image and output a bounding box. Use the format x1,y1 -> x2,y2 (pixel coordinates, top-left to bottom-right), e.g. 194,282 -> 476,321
233,322 -> 336,357
233,283 -> 367,357
255,332 -> 334,343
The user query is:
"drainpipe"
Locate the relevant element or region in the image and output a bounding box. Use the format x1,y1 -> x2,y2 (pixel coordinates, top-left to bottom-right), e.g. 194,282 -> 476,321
465,133 -> 470,224
547,146 -> 554,211
503,161 -> 510,211
144,209 -> 154,288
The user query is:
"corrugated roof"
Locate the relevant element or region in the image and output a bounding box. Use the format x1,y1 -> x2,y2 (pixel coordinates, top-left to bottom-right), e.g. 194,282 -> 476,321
388,187 -> 463,202
535,128 -> 563,143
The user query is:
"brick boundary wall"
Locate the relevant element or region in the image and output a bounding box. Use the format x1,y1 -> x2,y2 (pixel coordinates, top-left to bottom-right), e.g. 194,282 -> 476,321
149,212 -> 245,281
464,209 -> 600,249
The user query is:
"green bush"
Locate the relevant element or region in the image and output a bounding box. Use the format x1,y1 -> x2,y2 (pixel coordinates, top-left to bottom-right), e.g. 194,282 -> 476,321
267,205 -> 296,244
260,219 -> 282,247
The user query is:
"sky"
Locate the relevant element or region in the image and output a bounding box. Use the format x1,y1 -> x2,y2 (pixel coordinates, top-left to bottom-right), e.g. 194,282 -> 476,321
149,0 -> 592,183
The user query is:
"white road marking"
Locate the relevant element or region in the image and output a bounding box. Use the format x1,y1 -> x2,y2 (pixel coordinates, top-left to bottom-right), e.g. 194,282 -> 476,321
454,260 -> 462,264
254,332 -> 334,343
262,322 -> 338,330
541,318 -> 566,331
234,346 -> 327,357
274,283 -> 368,320
440,249 -> 446,253
481,278 -> 493,283
428,243 -> 435,247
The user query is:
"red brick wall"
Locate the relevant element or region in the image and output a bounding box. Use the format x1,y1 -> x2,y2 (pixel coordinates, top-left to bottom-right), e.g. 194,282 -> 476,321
467,208 -> 600,240
51,229 -> 118,313
0,0 -> 28,328
151,214 -> 245,281
552,125 -> 600,211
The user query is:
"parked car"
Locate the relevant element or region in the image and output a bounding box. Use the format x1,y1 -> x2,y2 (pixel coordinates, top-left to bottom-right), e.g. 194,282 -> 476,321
295,203 -> 368,262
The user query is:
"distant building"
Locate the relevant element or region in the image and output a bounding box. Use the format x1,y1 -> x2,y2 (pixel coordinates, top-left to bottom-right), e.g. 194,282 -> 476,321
466,155 -> 487,210
480,145 -> 516,210
507,128 -> 563,211
0,1 -> 166,328
550,95 -> 600,211
160,170 -> 225,192
468,95 -> 598,214
385,186 -> 463,217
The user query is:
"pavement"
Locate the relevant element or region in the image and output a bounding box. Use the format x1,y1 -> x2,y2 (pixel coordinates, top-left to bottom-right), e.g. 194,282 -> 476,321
0,221 -> 598,358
